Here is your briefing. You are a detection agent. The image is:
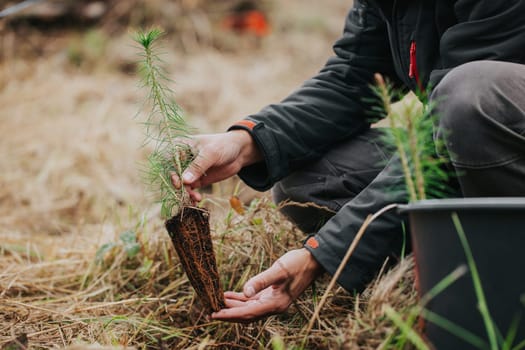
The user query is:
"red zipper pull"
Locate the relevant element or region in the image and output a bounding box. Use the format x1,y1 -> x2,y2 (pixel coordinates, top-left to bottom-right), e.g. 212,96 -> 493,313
409,40 -> 421,89
408,41 -> 417,78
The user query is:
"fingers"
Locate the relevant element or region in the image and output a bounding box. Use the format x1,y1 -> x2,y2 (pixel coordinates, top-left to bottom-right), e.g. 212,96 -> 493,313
169,174 -> 203,202
243,260 -> 289,298
182,149 -> 215,186
223,298 -> 249,309
212,289 -> 291,323
170,149 -> 221,190
170,172 -> 182,189
224,291 -> 249,301
211,301 -> 270,323
223,292 -> 254,310
185,185 -> 202,202
169,136 -> 211,188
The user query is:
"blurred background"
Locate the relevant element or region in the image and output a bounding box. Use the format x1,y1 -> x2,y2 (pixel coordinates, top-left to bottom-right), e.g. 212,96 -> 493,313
0,0 -> 350,237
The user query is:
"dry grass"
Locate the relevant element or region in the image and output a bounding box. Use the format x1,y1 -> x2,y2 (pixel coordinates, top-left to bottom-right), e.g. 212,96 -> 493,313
0,1 -> 419,349
0,196 -> 418,349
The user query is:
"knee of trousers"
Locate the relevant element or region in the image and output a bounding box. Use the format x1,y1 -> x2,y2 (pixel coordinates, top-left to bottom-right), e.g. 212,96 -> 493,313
430,60 -> 525,166
272,176 -> 338,213
272,180 -> 336,233
272,180 -> 290,206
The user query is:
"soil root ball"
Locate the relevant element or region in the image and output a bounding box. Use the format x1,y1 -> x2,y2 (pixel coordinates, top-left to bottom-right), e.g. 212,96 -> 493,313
165,206 -> 225,313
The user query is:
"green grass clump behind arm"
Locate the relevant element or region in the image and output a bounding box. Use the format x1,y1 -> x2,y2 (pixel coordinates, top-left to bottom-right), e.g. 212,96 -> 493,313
135,29 -> 194,218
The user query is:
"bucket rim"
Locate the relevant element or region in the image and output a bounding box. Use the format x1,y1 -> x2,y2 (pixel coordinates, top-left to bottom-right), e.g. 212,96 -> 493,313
398,197 -> 525,213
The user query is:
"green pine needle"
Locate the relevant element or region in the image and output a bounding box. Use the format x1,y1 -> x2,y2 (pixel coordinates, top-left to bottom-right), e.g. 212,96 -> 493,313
371,73 -> 451,202
135,29 -> 194,218
135,29 -> 164,49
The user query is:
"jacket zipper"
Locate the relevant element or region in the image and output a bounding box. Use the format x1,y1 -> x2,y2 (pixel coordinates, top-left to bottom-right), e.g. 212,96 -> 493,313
391,2 -> 407,83
381,1 -> 422,91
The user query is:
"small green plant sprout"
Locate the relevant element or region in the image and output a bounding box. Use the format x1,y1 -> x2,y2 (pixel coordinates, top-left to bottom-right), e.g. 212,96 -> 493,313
135,29 -> 194,218
371,73 -> 450,202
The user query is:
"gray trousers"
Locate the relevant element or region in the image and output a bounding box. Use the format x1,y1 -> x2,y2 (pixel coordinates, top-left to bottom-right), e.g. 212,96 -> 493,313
274,61 -> 525,234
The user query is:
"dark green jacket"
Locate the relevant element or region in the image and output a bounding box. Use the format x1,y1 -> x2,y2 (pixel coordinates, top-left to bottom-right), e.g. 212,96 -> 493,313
230,0 -> 525,291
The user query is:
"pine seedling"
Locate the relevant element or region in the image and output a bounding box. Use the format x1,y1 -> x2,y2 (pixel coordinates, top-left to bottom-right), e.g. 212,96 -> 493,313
135,29 -> 193,218
372,73 -> 450,201
135,29 -> 225,313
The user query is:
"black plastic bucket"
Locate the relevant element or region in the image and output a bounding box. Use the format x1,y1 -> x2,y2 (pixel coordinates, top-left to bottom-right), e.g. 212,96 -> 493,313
399,198 -> 525,349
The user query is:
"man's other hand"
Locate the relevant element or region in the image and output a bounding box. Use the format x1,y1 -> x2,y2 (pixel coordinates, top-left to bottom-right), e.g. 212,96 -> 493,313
211,248 -> 324,323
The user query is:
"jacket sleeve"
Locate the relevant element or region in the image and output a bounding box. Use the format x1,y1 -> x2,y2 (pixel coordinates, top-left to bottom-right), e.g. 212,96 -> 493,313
229,0 -> 398,191
430,0 -> 525,86
304,155 -> 409,293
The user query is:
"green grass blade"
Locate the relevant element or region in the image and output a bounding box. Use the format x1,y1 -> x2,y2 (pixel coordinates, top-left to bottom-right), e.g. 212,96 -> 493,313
385,306 -> 430,350
419,264 -> 468,307
421,309 -> 487,349
452,213 -> 499,350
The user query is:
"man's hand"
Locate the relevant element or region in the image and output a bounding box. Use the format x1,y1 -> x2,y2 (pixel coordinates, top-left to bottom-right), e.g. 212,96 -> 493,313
211,248 -> 324,323
171,130 -> 262,201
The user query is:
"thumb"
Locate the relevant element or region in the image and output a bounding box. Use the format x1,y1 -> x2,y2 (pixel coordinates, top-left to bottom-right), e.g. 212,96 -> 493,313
182,151 -> 213,186
243,260 -> 290,297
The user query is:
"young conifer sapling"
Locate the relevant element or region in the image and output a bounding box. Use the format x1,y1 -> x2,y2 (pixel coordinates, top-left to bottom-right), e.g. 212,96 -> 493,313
135,29 -> 225,313
372,73 -> 450,202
